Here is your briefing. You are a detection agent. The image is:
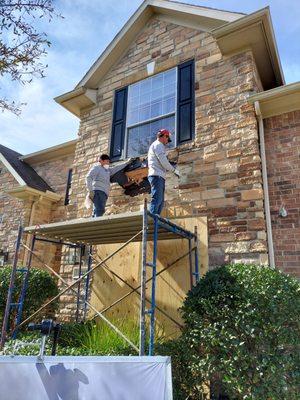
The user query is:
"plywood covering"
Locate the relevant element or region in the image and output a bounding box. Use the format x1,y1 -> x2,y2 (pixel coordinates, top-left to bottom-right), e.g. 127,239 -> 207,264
89,216 -> 208,338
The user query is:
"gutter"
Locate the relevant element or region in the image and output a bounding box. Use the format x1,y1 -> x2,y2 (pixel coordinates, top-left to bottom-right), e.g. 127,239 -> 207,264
254,101 -> 275,268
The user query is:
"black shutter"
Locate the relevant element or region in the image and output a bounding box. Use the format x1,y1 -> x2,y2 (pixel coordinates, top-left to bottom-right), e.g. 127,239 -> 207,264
110,87 -> 128,161
177,60 -> 195,144
64,168 -> 73,206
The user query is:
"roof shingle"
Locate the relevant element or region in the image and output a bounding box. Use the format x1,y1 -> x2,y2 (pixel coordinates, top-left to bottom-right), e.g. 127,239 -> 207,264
0,144 -> 54,193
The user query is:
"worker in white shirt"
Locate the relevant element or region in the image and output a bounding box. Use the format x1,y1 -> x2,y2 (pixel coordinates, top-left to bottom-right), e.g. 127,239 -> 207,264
147,129 -> 180,215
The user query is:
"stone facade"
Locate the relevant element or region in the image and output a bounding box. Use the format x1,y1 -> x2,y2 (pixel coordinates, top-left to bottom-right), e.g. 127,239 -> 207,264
0,165 -> 30,263
70,17 -> 268,268
264,111 -> 300,277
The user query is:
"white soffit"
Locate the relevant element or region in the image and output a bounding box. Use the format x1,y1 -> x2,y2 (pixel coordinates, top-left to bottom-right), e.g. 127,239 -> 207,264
213,7 -> 284,90
248,81 -> 300,118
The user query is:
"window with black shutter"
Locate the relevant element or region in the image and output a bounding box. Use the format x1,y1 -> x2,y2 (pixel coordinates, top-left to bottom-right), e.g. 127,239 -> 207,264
64,168 -> 73,206
110,87 -> 128,161
109,61 -> 195,159
177,59 -> 195,144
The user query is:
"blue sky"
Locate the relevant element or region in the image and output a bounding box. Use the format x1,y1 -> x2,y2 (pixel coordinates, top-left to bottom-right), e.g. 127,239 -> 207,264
0,0 -> 299,154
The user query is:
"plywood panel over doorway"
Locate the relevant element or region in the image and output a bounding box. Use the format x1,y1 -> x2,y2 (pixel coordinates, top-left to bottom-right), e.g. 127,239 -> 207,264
89,216 -> 208,338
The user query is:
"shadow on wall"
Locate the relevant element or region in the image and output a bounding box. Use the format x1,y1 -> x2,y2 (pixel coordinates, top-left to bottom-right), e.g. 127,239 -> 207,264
36,363 -> 89,400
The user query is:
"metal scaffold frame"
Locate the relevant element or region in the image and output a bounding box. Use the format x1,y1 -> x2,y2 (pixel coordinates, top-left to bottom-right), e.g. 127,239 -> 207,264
0,200 -> 200,355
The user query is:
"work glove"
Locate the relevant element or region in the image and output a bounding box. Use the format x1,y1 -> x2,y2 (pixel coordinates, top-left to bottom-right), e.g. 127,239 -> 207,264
88,190 -> 94,201
174,168 -> 180,178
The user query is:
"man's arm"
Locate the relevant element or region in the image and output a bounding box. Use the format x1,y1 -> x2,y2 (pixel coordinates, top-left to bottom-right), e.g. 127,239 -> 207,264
86,165 -> 97,191
109,159 -> 132,177
154,144 -> 175,173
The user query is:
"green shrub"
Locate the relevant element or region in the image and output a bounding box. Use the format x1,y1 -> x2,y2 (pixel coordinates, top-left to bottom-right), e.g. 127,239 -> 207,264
156,338 -> 205,400
0,266 -> 59,330
180,264 -> 300,400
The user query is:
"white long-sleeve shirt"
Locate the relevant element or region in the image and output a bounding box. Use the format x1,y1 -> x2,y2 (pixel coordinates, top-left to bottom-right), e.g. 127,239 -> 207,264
148,139 -> 175,179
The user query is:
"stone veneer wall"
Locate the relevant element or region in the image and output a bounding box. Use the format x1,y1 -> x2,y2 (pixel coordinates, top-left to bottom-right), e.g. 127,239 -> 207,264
69,17 -> 268,271
0,164 -> 30,263
264,110 -> 300,278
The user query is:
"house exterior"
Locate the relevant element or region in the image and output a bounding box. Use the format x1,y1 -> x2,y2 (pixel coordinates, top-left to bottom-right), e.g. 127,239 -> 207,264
1,0 -> 300,324
0,140 -> 76,270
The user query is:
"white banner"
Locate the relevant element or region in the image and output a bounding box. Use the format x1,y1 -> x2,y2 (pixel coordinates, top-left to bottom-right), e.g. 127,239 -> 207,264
0,356 -> 173,400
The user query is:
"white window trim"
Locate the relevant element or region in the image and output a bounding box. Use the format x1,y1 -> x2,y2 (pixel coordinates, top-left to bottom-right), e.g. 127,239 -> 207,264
123,67 -> 178,158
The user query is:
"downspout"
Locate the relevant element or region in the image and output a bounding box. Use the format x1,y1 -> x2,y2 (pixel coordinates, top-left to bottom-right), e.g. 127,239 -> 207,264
254,101 -> 275,268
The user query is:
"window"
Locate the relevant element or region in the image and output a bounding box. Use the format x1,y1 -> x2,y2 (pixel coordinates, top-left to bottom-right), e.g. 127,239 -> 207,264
73,266 -> 88,280
0,250 -> 8,266
126,68 -> 176,157
64,169 -> 73,206
65,246 -> 81,265
110,60 -> 195,161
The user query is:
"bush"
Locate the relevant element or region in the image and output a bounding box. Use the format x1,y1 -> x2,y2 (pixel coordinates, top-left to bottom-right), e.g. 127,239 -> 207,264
181,264 -> 300,400
0,266 -> 59,330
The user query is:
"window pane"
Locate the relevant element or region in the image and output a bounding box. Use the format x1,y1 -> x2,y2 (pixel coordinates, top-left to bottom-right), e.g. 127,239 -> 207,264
162,96 -> 175,115
150,101 -> 162,119
127,67 -> 176,126
127,115 -> 175,157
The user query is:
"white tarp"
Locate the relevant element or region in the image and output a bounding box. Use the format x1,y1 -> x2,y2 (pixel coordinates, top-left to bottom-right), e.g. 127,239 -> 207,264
0,355 -> 172,400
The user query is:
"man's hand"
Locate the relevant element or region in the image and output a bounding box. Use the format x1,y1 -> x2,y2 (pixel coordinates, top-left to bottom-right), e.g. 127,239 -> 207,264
174,168 -> 180,178
88,190 -> 94,201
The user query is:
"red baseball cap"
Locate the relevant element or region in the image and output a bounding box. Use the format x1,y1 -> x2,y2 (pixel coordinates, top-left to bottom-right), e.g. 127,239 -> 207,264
157,128 -> 172,142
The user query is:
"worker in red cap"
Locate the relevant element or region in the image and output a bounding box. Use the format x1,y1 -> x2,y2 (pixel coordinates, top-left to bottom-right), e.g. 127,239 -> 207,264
147,128 -> 180,215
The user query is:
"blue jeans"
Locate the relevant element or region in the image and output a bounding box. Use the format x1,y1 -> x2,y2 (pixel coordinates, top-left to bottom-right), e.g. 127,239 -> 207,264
92,190 -> 108,217
148,176 -> 165,215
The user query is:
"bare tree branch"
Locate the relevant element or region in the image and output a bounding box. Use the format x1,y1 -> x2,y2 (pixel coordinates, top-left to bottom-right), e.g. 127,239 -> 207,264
0,0 -> 62,114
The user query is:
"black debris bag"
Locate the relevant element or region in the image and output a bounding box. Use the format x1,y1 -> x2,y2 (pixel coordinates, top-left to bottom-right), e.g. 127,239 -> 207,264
110,157 -> 150,197
110,157 -> 176,197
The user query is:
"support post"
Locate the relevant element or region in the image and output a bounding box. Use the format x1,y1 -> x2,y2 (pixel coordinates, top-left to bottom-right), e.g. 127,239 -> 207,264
83,245 -> 92,321
12,234 -> 36,339
75,245 -> 84,322
139,199 -> 148,356
0,224 -> 23,349
149,214 -> 158,356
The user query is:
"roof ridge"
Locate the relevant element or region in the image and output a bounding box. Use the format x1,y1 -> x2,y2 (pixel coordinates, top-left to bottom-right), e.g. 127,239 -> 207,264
164,0 -> 246,16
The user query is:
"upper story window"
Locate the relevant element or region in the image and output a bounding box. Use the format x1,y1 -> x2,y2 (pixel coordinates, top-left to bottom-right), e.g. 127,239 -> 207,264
126,68 -> 176,157
110,60 -> 195,161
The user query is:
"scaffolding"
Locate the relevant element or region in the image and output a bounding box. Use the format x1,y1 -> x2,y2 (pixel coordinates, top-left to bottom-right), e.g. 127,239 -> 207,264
0,200 -> 200,356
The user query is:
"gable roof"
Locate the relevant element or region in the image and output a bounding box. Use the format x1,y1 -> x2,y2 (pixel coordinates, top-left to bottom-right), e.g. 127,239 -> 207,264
77,0 -> 244,89
0,144 -> 54,193
54,0 -> 284,117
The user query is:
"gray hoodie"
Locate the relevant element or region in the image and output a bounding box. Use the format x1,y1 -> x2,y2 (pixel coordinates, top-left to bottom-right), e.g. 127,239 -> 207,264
148,139 -> 175,179
86,162 -> 127,196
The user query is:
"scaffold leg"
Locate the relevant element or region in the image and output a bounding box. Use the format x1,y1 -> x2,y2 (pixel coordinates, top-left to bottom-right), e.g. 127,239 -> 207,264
139,200 -> 148,356
149,214 -> 158,356
12,234 -> 36,339
0,224 -> 23,349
